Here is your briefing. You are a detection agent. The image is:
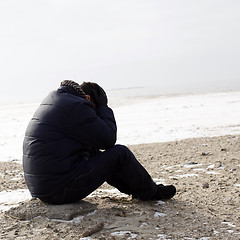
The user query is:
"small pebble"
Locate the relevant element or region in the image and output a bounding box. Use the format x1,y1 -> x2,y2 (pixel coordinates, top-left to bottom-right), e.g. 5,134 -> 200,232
201,152 -> 211,156
215,162 -> 222,168
202,183 -> 209,188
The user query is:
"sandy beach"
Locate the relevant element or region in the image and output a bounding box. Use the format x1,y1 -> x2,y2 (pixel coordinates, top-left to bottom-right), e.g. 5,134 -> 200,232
0,134 -> 239,239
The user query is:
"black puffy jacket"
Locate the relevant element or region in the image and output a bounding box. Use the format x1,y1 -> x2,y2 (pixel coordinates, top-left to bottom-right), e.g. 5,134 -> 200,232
23,86 -> 117,198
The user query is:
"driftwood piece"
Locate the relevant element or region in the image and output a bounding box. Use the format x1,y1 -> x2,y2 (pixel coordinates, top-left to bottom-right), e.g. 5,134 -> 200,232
82,222 -> 104,237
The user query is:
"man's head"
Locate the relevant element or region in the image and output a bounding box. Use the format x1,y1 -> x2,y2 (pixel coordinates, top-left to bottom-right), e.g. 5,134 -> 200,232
80,82 -> 105,106
60,80 -> 107,107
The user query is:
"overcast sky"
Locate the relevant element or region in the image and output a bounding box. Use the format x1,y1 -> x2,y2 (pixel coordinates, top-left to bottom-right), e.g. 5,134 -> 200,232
1,0 -> 240,103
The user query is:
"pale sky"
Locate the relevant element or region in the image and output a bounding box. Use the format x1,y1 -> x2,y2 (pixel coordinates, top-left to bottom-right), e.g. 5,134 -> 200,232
1,0 -> 240,103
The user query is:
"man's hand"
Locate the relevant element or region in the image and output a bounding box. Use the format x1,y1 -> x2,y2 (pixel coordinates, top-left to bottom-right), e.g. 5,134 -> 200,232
92,85 -> 108,107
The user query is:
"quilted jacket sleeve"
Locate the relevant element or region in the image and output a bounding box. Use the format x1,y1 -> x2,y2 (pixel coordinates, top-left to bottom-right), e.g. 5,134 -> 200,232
67,101 -> 117,150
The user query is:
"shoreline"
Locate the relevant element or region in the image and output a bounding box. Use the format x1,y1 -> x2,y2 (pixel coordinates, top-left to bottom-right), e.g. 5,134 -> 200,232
0,134 -> 240,239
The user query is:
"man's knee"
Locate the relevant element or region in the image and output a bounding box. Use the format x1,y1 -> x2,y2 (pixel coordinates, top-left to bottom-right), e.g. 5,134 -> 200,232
112,144 -> 131,153
109,144 -> 133,159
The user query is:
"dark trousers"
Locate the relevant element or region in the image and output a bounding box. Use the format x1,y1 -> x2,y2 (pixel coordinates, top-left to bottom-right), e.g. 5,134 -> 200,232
41,144 -> 158,204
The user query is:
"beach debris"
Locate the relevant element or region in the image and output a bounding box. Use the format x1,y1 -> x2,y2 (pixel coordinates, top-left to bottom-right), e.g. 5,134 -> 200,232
176,173 -> 199,178
206,171 -> 220,175
221,221 -> 236,228
202,183 -> 209,189
81,222 -> 104,237
201,152 -> 212,156
215,161 -> 222,168
157,234 -> 171,239
139,222 -> 148,228
183,161 -> 198,166
154,212 -> 167,217
111,230 -> 137,238
115,211 -> 126,217
155,200 -> 166,205
182,162 -> 202,168
207,164 -> 215,169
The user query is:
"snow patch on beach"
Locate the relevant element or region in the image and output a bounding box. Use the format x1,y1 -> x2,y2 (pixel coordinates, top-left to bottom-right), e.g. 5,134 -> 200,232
154,212 -> 167,217
0,189 -> 31,212
0,103 -> 38,162
111,230 -> 137,238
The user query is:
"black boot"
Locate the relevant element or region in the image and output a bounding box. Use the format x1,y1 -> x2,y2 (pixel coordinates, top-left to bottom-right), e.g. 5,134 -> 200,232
152,184 -> 176,200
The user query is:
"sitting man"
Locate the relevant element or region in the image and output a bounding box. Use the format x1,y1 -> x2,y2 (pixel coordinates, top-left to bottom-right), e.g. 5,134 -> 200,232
23,80 -> 176,204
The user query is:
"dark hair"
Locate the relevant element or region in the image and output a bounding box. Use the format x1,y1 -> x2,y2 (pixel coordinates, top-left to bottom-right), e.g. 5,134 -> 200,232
80,82 -> 100,105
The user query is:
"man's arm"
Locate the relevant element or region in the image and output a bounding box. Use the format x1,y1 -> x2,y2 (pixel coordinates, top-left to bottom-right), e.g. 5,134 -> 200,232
68,101 -> 117,150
